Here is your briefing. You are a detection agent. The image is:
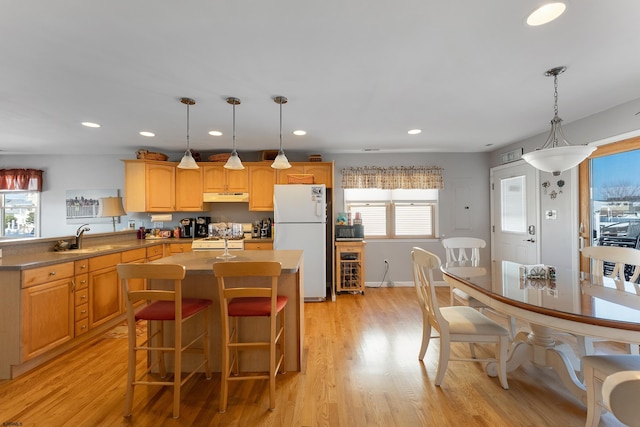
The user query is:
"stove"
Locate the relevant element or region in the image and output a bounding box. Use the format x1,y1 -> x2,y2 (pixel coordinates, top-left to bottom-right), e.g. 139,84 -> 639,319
191,237 -> 245,251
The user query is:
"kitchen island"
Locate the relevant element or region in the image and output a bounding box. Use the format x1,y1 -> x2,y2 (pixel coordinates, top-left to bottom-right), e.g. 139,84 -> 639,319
148,249 -> 304,372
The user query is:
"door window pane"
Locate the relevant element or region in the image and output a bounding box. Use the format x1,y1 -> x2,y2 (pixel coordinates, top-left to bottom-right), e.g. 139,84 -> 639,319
501,176 -> 526,233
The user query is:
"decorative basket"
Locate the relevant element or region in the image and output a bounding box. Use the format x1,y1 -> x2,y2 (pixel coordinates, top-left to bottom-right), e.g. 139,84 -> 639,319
208,153 -> 231,162
287,174 -> 314,184
136,149 -> 168,161
309,154 -> 323,162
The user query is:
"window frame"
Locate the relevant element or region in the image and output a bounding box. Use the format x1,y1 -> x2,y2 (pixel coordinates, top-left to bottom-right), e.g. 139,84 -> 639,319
1,191 -> 41,238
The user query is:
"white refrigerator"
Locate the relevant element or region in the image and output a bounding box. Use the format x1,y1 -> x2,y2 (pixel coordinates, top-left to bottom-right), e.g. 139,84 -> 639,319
273,184 -> 327,301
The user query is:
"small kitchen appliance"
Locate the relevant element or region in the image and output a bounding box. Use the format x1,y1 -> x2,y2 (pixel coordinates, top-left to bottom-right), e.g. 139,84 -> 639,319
195,216 -> 211,238
179,218 -> 195,238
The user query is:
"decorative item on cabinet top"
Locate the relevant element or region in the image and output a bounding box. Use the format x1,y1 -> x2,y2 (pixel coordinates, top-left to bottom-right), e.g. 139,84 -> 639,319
136,149 -> 168,161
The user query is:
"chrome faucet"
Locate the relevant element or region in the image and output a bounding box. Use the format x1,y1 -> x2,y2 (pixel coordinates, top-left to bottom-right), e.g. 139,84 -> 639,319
75,224 -> 90,249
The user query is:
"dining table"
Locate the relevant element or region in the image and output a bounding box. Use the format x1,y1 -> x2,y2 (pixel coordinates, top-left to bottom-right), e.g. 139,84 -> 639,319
442,260 -> 640,404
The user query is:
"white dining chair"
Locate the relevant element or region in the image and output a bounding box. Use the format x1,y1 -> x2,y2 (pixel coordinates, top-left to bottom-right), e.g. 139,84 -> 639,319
580,245 -> 640,355
442,237 -> 517,339
411,247 -> 509,389
583,355 -> 640,427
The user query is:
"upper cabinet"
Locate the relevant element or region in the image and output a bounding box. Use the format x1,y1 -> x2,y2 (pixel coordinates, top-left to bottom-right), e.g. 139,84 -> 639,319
248,164 -> 276,211
124,160 -> 175,212
175,167 -> 203,211
276,162 -> 333,188
202,164 -> 248,193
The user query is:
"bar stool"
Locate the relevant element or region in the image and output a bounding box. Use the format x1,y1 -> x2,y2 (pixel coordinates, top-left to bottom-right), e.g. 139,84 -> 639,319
117,263 -> 212,419
212,261 -> 287,413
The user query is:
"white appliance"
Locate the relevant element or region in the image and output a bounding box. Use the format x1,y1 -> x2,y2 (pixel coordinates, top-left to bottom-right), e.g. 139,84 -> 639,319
273,184 -> 327,301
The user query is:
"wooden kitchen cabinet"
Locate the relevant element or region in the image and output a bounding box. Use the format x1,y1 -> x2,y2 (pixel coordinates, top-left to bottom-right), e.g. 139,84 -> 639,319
146,245 -> 165,261
74,259 -> 90,337
244,240 -> 273,250
169,242 -> 193,254
335,241 -> 365,295
202,164 -> 249,193
276,162 -> 334,188
248,164 -> 276,211
175,167 -> 203,211
21,263 -> 75,361
123,160 -> 176,212
88,253 -> 122,329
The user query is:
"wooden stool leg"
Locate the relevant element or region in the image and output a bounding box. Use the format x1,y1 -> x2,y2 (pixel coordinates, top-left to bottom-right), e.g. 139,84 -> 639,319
219,316 -> 230,413
279,310 -> 286,374
157,321 -> 167,378
203,307 -> 212,380
123,319 -> 137,417
173,318 -> 181,419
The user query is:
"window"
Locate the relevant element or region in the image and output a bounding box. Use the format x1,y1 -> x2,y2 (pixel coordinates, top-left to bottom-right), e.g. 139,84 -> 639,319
344,188 -> 438,238
1,191 -> 40,238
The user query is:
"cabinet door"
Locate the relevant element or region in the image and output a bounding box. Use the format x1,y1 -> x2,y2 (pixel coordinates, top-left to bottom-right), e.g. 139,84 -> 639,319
21,278 -> 74,360
249,165 -> 276,211
202,165 -> 226,192
226,168 -> 249,192
304,164 -> 333,188
89,267 -> 121,328
175,167 -> 203,211
276,165 -> 305,184
146,163 -> 175,211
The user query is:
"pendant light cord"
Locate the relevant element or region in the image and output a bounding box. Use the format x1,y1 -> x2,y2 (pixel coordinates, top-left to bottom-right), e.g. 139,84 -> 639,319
186,102 -> 191,152
279,100 -> 283,153
232,102 -> 237,153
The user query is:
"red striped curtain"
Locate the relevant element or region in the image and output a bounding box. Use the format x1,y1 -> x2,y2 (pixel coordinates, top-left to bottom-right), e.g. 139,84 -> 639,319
0,169 -> 43,191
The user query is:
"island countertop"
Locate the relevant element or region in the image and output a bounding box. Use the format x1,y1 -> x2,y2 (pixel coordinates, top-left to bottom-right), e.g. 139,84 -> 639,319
150,249 -> 303,274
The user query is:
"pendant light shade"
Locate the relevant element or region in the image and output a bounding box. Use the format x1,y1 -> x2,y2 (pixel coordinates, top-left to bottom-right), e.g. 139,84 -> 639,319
177,97 -> 199,169
522,67 -> 596,176
271,95 -> 292,169
224,97 -> 244,170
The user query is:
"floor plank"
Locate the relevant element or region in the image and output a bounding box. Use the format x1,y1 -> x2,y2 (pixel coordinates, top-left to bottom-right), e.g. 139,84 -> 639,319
0,287 -> 628,426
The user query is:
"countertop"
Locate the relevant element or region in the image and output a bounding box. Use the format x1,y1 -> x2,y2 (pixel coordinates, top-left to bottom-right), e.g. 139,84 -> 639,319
151,250 -> 303,274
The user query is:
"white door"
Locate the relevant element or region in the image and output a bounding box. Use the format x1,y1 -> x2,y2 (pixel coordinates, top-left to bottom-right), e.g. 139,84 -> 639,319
490,161 -> 540,265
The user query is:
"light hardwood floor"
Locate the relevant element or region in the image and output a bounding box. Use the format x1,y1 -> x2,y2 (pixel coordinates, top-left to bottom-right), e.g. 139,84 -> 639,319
0,287 -> 627,426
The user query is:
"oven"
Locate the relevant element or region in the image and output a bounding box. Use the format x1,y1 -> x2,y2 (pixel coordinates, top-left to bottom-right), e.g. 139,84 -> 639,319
191,238 -> 245,251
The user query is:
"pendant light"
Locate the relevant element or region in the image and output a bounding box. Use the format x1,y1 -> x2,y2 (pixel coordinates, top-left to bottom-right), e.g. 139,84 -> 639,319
522,66 -> 597,176
177,97 -> 199,169
271,95 -> 292,169
224,97 -> 244,170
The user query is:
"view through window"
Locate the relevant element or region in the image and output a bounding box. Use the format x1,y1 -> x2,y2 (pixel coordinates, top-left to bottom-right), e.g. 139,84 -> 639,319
1,191 -> 40,238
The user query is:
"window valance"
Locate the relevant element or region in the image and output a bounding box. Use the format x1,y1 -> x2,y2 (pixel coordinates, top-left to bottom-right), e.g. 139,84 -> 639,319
341,166 -> 443,190
0,169 -> 43,191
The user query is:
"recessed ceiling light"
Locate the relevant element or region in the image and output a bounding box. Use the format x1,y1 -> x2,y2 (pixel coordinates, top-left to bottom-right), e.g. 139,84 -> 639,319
526,2 -> 566,26
139,131 -> 155,137
209,130 -> 223,136
293,130 -> 306,136
408,129 -> 422,135
81,122 -> 100,128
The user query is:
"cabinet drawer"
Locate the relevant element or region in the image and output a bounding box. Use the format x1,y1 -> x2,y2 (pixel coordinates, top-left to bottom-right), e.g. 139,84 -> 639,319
146,245 -> 164,259
339,246 -> 363,254
22,262 -> 74,288
75,303 -> 89,320
169,243 -> 192,253
75,273 -> 89,290
75,318 -> 89,336
121,248 -> 146,263
74,259 -> 89,275
245,241 -> 273,250
75,288 -> 89,306
89,253 -> 121,272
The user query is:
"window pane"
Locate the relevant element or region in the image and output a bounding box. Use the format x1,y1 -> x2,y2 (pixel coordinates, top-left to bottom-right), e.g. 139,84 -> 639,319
395,203 -> 434,236
500,176 -> 526,233
2,192 -> 39,238
348,203 -> 387,236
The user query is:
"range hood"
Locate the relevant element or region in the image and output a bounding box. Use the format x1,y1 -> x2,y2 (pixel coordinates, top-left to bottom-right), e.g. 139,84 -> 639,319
203,192 -> 249,203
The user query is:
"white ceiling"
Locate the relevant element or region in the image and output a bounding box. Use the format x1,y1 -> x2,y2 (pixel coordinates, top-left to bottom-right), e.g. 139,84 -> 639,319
2,1 -> 640,158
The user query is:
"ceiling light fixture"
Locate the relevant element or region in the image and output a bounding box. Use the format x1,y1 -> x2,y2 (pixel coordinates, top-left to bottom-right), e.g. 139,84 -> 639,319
177,97 -> 199,169
271,96 -> 292,169
293,130 -> 306,136
408,129 -> 422,135
224,97 -> 244,170
139,131 -> 155,137
526,2 -> 566,26
209,130 -> 223,136
81,122 -> 100,128
522,66 -> 597,176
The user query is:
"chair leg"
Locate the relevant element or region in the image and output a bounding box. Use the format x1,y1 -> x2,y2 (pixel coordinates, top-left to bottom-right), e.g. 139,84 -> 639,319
279,310 -> 286,374
203,307 -> 212,380
418,316 -> 431,361
584,364 -> 603,427
435,335 -> 450,386
157,321 -> 167,378
219,321 -> 230,413
497,336 -> 509,390
173,321 -> 181,419
123,319 -> 137,417
269,326 -> 276,411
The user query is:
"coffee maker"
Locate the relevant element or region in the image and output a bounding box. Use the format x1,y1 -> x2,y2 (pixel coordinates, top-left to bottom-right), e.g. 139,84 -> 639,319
179,218 -> 195,238
195,216 -> 211,238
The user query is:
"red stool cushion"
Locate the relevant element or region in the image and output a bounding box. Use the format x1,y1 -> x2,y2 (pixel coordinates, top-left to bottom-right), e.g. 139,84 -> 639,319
136,298 -> 212,321
228,296 -> 288,317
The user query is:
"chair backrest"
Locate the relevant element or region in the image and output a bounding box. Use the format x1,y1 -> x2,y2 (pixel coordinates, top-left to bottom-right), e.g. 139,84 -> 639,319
441,237 -> 486,265
212,261 -> 282,314
582,245 -> 640,285
602,370 -> 640,427
117,263 -> 186,304
411,247 -> 446,332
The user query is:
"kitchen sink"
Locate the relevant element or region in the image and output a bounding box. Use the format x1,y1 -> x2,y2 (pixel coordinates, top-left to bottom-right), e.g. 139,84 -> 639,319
53,244 -> 130,254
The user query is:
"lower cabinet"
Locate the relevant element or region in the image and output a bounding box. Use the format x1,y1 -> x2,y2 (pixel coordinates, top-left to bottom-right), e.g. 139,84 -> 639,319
21,278 -> 74,360
88,253 -> 122,329
169,242 -> 193,254
244,240 -> 273,250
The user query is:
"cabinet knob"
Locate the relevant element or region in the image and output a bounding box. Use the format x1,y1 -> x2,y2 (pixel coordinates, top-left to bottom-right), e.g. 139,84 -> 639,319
81,325 -> 87,330
49,271 -> 56,276
81,309 -> 86,314
81,295 -> 87,300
